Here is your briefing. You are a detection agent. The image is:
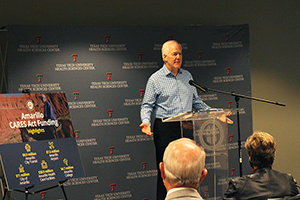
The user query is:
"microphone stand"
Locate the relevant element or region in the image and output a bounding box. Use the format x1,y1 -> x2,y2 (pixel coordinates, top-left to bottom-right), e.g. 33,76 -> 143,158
191,83 -> 285,177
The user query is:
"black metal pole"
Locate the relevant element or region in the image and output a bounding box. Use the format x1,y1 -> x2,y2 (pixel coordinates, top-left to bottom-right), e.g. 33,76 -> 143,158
59,180 -> 68,200
235,96 -> 243,177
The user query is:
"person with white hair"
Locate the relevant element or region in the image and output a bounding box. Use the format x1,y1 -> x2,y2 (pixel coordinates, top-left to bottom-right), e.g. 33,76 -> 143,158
140,40 -> 231,200
159,138 -> 207,200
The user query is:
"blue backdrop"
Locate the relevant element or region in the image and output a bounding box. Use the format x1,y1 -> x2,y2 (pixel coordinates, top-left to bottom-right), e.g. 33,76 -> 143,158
6,24 -> 252,200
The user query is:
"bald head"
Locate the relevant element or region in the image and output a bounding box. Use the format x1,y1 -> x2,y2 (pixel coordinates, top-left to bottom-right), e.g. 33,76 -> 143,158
161,40 -> 182,61
162,138 -> 206,187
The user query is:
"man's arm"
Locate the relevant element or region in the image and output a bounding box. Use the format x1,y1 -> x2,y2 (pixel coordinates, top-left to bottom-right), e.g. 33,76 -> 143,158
140,78 -> 156,136
223,178 -> 239,199
192,92 -> 233,124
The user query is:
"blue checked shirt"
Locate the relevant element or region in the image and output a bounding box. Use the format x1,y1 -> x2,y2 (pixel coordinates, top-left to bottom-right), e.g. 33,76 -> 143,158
140,65 -> 211,126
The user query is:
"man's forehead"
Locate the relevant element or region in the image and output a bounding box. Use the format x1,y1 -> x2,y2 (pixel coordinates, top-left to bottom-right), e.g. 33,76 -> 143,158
169,47 -> 182,53
169,43 -> 182,51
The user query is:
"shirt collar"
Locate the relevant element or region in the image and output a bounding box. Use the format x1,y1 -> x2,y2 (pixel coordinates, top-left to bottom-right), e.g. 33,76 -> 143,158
252,166 -> 272,173
167,187 -> 198,197
162,64 -> 182,77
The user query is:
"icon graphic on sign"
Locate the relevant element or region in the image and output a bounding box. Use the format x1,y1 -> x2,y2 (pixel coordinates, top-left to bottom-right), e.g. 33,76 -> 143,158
63,158 -> 68,166
25,144 -> 31,152
19,164 -> 25,173
27,99 -> 34,110
41,160 -> 48,169
48,141 -> 55,150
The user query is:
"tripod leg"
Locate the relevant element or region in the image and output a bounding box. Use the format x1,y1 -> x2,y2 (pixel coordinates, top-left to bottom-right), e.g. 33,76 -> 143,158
61,185 -> 68,200
59,181 -> 68,200
25,190 -> 28,200
2,188 -> 7,200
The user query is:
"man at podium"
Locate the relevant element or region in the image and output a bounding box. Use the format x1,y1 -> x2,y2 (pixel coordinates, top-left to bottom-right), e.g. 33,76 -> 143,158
140,40 -> 232,200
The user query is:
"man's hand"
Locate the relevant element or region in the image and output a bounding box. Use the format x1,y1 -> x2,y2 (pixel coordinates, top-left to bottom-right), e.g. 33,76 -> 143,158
218,111 -> 234,124
139,122 -> 153,136
181,121 -> 193,130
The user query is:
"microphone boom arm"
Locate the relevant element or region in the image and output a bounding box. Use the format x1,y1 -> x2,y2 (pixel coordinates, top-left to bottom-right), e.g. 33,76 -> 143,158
189,79 -> 286,177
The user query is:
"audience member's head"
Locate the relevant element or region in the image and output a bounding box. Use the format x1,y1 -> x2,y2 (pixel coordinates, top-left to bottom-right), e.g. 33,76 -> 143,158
245,131 -> 277,168
224,131 -> 299,199
159,138 -> 207,191
40,93 -> 46,102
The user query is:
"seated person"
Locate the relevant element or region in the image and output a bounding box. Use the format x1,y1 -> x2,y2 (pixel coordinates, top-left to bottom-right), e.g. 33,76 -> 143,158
159,138 -> 207,200
224,131 -> 299,199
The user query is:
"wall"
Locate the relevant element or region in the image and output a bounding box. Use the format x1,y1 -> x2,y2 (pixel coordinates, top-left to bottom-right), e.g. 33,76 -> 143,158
1,0 -> 300,188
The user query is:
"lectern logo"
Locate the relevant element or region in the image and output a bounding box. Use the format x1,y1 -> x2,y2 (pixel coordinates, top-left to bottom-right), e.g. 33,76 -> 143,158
197,120 -> 225,151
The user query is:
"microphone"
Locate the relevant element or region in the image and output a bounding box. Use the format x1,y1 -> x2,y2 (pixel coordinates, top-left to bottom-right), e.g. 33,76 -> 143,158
189,80 -> 207,93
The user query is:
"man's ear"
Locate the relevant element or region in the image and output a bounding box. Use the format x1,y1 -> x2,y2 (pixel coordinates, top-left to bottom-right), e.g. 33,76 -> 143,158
159,162 -> 165,179
199,168 -> 208,184
163,54 -> 167,62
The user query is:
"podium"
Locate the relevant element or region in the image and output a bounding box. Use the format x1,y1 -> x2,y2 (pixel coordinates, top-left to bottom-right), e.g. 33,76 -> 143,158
163,109 -> 229,200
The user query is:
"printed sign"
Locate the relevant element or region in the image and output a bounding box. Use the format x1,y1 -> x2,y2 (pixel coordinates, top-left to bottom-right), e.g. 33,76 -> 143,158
0,93 -> 85,190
